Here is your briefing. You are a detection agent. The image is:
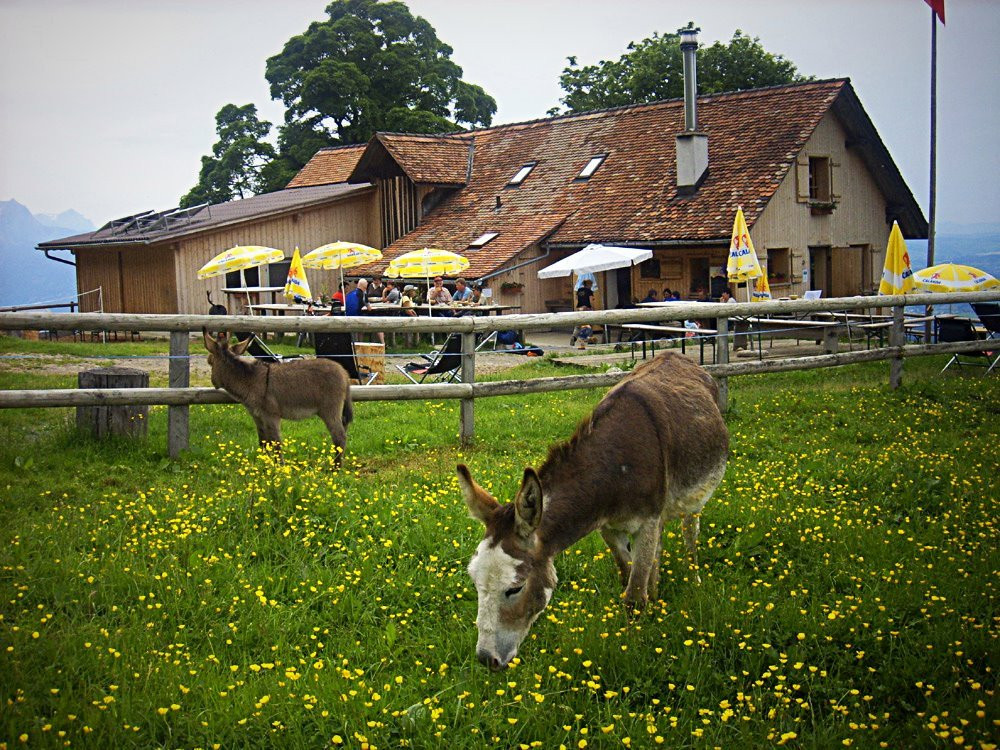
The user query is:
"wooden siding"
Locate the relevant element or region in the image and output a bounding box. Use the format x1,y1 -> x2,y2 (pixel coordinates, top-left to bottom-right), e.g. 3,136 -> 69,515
379,176 -> 418,248
75,245 -> 177,314
176,193 -> 378,314
753,111 -> 892,297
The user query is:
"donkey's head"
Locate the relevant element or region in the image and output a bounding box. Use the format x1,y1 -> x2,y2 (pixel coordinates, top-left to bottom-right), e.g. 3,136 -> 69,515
457,464 -> 556,670
203,329 -> 251,385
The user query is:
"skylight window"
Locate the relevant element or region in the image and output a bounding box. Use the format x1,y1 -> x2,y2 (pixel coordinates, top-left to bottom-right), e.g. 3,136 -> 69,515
468,231 -> 499,250
577,154 -> 607,180
507,162 -> 536,187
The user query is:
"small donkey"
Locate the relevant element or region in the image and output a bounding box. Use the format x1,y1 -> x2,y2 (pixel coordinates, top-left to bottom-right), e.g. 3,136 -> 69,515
458,352 -> 729,670
203,330 -> 352,461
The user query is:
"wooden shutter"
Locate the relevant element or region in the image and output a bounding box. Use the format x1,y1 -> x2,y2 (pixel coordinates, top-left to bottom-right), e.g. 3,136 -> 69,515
795,156 -> 810,203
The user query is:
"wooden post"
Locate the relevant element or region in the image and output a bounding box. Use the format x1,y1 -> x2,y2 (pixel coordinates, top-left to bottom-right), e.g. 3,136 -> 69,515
715,316 -> 729,412
168,332 -> 190,457
889,305 -> 905,389
460,331 -> 476,445
77,367 -> 149,438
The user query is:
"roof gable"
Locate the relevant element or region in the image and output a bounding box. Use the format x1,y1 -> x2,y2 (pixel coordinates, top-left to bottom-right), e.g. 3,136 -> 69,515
349,133 -> 472,186
286,145 -> 367,188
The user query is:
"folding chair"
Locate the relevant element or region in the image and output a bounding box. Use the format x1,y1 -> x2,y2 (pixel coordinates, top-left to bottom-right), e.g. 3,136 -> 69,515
935,316 -> 990,373
971,303 -> 1000,375
396,333 -> 464,383
314,331 -> 378,385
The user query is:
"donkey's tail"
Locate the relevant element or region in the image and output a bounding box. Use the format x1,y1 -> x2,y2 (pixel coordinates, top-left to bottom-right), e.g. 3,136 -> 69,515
342,386 -> 354,428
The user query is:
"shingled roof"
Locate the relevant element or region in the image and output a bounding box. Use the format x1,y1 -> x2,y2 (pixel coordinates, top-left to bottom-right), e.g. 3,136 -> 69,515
285,145 -> 367,188
298,78 -> 927,279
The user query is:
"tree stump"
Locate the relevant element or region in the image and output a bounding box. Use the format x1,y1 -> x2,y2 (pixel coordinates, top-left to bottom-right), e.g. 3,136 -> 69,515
76,367 -> 149,439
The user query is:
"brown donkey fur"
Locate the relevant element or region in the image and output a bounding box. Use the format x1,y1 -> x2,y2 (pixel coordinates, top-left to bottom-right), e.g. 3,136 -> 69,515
203,331 -> 352,462
459,352 -> 728,669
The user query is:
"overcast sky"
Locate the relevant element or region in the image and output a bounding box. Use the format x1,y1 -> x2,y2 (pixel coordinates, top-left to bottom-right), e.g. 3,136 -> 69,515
1,0 -> 997,229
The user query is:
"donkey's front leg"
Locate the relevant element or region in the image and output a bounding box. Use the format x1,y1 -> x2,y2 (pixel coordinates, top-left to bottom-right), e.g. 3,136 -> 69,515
600,527 -> 632,588
623,518 -> 660,610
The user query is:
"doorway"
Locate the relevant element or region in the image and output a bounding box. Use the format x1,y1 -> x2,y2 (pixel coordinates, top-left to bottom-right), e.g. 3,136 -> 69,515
612,268 -> 633,308
688,257 -> 711,298
808,246 -> 831,294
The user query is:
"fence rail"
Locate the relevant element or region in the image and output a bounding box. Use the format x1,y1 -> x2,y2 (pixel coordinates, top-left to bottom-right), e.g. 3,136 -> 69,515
2,291 -> 997,456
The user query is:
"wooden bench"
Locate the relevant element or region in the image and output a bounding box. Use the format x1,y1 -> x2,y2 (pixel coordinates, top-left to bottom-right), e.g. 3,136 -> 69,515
621,323 -> 717,364
742,317 -> 844,354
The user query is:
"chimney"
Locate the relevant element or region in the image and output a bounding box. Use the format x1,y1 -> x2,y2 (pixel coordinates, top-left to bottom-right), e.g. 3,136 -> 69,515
675,24 -> 708,195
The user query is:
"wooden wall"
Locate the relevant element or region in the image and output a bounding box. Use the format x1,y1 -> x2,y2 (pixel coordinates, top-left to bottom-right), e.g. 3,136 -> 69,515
752,111 -> 892,297
175,192 -> 378,314
75,244 -> 177,314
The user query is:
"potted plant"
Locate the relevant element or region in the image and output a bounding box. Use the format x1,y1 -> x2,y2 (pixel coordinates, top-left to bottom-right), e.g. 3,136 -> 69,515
500,281 -> 525,294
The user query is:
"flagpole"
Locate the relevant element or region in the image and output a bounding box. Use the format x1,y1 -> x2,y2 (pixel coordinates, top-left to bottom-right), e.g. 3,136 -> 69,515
927,7 -> 937,270
926,7 -> 938,332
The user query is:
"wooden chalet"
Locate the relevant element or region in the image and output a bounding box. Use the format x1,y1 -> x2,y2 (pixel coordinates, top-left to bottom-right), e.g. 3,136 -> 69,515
42,77 -> 925,315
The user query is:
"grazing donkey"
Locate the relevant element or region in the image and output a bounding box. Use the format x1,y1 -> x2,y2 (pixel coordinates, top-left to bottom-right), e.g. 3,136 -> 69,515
458,353 -> 728,670
203,330 -> 352,462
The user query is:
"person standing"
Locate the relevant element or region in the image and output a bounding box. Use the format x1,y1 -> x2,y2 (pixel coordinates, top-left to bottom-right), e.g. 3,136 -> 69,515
576,278 -> 595,309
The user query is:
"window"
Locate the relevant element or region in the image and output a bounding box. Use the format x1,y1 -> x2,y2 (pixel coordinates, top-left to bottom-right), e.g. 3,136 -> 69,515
808,156 -> 832,202
507,162 -> 536,187
767,248 -> 790,284
577,154 -> 607,180
639,258 -> 661,279
468,232 -> 498,250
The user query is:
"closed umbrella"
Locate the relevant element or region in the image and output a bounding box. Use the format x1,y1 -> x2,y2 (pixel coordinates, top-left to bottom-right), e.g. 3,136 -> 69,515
302,242 -> 383,307
878,221 -> 915,295
912,263 -> 999,293
386,248 -> 470,317
751,272 -> 772,302
284,247 -> 312,301
726,207 -> 763,301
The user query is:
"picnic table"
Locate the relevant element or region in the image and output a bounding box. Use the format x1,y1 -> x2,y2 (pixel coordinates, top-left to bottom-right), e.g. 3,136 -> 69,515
741,316 -> 844,354
621,323 -> 717,364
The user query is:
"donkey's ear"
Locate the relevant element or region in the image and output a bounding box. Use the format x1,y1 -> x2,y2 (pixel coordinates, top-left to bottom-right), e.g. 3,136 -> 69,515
203,328 -> 218,353
457,464 -> 498,524
231,336 -> 252,356
514,467 -> 543,540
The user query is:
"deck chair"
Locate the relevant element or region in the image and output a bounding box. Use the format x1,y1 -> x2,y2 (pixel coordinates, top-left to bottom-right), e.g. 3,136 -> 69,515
971,303 -> 1000,375
207,292 -> 283,363
314,331 -> 378,385
396,333 -> 463,383
935,316 -> 990,373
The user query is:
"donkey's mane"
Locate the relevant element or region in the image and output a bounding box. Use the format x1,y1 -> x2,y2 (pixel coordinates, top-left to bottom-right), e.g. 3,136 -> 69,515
540,392 -> 619,475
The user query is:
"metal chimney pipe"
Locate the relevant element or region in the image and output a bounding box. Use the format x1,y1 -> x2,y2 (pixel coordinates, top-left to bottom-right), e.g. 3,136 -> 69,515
679,25 -> 700,131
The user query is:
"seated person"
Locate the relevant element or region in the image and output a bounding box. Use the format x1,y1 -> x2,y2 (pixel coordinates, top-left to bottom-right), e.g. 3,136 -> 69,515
640,289 -> 660,303
470,283 -> 484,305
428,276 -> 453,306
452,277 -> 473,303
381,279 -> 401,303
400,285 -> 419,317
331,282 -> 347,307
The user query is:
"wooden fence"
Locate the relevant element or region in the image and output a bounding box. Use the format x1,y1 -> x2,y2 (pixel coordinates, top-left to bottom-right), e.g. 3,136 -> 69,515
1,291 -> 997,456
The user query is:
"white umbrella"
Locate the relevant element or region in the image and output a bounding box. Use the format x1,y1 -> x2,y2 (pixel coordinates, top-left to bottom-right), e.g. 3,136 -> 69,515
537,244 -> 653,278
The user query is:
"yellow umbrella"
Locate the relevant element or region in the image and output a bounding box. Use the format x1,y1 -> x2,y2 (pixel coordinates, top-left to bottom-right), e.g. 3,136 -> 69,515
878,221 -> 914,295
302,241 -> 383,306
284,247 -> 312,301
197,245 -> 284,280
726,206 -> 763,301
751,272 -> 772,302
386,248 -> 470,317
912,263 -> 1000,293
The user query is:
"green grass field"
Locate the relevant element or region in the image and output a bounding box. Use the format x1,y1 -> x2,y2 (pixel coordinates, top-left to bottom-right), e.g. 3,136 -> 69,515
1,338 -> 997,749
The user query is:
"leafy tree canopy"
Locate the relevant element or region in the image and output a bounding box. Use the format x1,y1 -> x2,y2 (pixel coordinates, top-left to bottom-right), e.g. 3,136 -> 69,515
265,0 -> 497,146
554,28 -> 807,114
180,104 -> 276,208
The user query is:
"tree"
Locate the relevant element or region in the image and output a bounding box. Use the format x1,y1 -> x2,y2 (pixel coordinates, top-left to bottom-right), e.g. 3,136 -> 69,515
180,104 -> 277,208
265,0 -> 496,148
554,28 -> 806,115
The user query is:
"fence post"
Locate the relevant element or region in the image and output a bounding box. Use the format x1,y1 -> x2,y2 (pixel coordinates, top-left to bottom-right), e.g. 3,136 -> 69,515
460,331 -> 476,445
715,316 -> 730,412
168,331 -> 190,457
889,304 -> 905,389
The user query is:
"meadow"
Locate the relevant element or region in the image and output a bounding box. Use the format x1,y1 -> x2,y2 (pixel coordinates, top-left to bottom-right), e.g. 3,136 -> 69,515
0,338 -> 998,749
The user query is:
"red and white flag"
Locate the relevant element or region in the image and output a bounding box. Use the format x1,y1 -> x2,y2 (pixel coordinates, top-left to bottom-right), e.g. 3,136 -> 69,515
924,0 -> 945,24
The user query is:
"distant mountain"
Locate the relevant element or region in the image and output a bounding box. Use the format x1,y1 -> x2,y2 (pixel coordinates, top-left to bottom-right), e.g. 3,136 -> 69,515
908,230 -> 1000,278
0,200 -> 94,308
35,209 -> 94,235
